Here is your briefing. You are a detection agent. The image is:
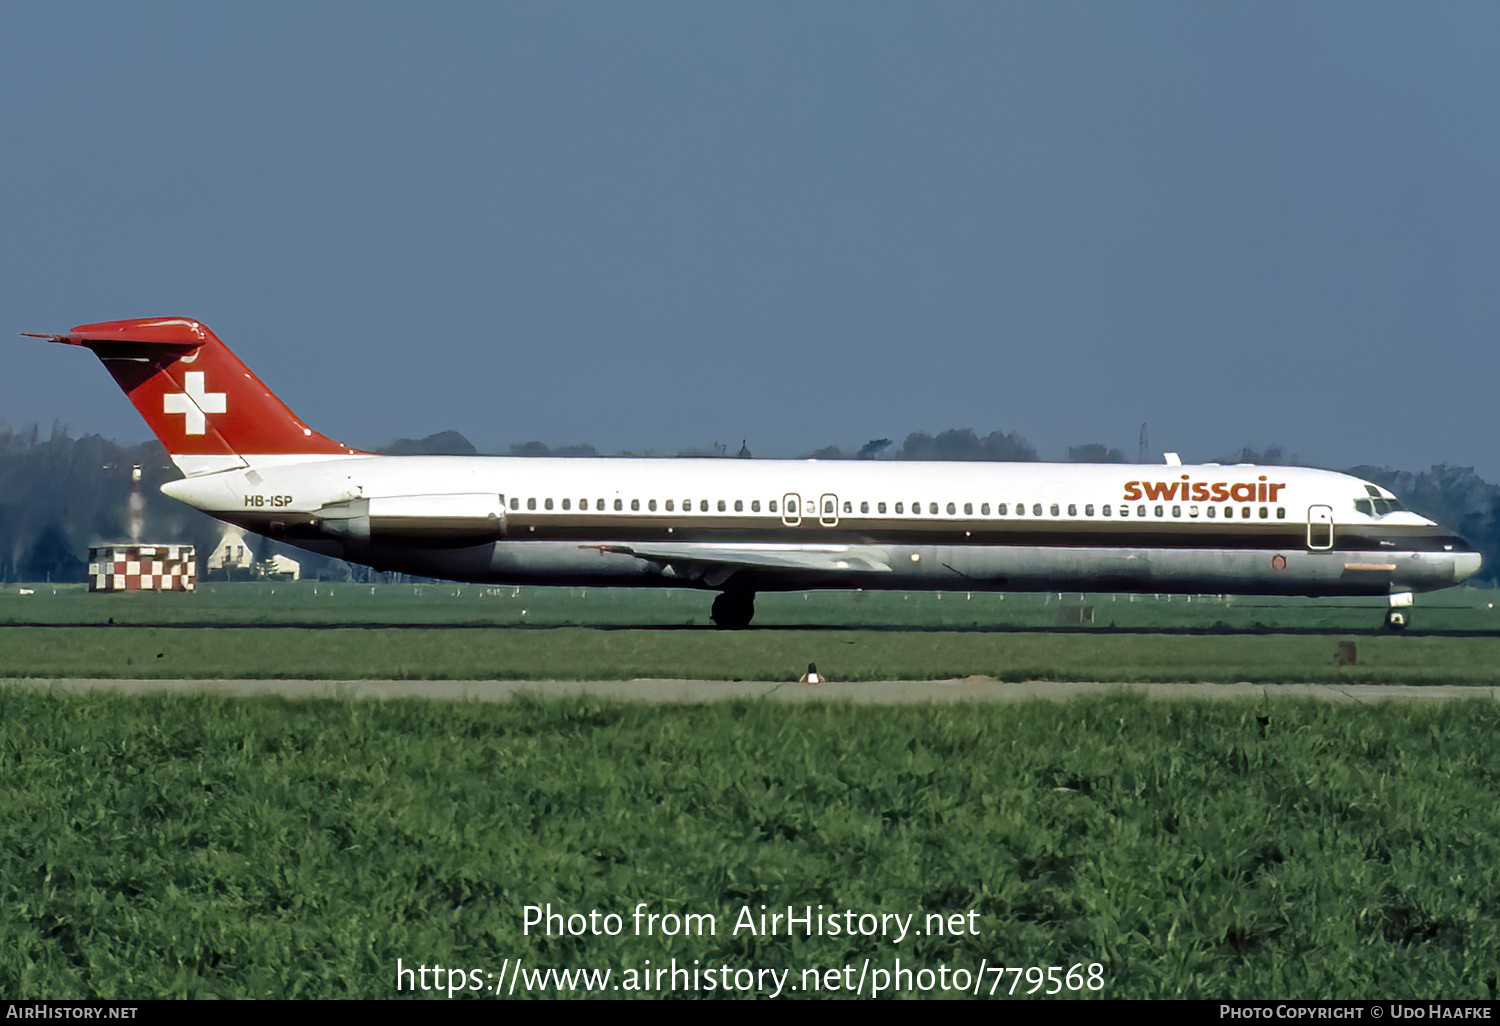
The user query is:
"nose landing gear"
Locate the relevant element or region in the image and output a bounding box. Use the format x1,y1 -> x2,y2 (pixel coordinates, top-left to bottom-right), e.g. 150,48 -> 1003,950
710,590 -> 756,629
1384,591 -> 1413,631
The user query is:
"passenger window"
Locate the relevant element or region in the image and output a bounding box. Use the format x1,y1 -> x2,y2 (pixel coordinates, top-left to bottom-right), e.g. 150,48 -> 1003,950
1016,503 -> 1025,516
1050,504 -> 1059,516
580,499 -> 589,511
982,503 -> 991,515
701,500 -> 709,513
1171,505 -> 1180,517
1207,506 -> 1216,518
769,500 -> 777,513
1153,505 -> 1162,517
1085,504 -> 1094,516
1137,505 -> 1146,517
510,498 -> 520,511
861,501 -> 870,514
545,498 -> 554,510
895,502 -> 904,514
666,499 -> 674,511
630,499 -> 639,511
736,500 -> 744,512
1276,507 -> 1285,519
996,503 -> 1007,515
527,498 -> 537,510
648,499 -> 656,511
719,500 -> 727,512
1188,505 -> 1199,518
597,499 -> 604,510
1241,506 -> 1251,519
1102,505 -> 1111,517
947,503 -> 957,515
1119,505 -> 1128,517
752,500 -> 761,512
963,502 -> 972,515
614,499 -> 623,511
878,502 -> 887,514
562,498 -> 571,510
1259,507 -> 1268,519
1067,504 -> 1077,517
1033,504 -> 1043,516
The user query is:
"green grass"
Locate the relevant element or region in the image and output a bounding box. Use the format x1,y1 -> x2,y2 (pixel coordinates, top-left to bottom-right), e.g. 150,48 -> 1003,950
3,626 -> 1500,684
2,582 -> 1499,683
3,581 -> 1498,631
3,690 -> 1497,999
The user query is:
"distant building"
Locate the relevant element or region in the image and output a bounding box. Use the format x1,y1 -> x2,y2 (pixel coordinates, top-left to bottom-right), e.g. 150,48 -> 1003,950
256,554 -> 301,581
88,544 -> 196,592
206,526 -> 254,579
205,526 -> 301,581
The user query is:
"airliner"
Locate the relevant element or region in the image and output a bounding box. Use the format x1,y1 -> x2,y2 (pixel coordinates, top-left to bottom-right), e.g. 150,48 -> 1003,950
28,317 -> 1481,629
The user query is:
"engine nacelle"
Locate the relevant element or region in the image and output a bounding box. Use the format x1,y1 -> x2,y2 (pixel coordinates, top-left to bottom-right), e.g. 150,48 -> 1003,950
315,493 -> 507,547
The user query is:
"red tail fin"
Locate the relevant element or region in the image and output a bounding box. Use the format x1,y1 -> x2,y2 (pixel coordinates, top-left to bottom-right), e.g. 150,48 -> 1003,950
28,318 -> 364,472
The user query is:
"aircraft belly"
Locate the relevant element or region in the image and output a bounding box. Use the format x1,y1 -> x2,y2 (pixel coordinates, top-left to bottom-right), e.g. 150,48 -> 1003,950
202,519 -> 1469,596
331,541 -> 651,585
375,542 -> 1467,594
867,546 -> 1445,597
488,542 -> 670,585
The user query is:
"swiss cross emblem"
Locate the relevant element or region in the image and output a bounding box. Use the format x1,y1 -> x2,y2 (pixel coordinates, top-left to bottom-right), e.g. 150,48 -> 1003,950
163,372 -> 227,435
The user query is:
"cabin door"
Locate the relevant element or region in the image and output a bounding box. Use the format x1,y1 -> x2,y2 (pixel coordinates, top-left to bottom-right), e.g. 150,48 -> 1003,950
819,493 -> 839,527
1306,505 -> 1334,551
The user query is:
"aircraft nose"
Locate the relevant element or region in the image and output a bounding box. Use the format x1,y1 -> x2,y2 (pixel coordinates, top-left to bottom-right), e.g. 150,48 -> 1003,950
1453,550 -> 1483,583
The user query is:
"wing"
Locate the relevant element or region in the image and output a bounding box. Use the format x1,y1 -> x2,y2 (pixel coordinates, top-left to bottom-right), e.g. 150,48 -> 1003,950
587,542 -> 892,587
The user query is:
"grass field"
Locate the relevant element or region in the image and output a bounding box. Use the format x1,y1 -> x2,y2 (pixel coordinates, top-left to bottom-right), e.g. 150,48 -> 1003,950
5,580 -> 1499,631
6,625 -> 1500,684
5,584 -> 1496,1001
2,583 -> 1498,683
3,689 -> 1497,999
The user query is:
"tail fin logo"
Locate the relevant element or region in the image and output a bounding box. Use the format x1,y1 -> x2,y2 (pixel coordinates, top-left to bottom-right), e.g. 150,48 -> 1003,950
31,317 -> 365,467
162,372 -> 227,435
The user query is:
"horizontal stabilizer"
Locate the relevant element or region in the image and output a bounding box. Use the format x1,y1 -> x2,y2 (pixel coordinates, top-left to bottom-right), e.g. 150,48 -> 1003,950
24,317 -> 211,351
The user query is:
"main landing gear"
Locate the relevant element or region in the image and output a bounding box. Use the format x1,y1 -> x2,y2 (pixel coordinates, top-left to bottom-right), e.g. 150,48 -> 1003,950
710,590 -> 756,629
1384,591 -> 1413,631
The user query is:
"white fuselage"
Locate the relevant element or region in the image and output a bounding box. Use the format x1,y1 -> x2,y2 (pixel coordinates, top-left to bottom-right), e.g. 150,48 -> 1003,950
162,455 -> 1481,598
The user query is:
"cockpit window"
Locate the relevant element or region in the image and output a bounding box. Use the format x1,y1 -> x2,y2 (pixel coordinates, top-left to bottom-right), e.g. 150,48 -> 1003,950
1355,497 -> 1406,516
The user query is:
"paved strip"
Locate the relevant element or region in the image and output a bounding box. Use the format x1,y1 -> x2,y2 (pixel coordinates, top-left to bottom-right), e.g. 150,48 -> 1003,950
2,677 -> 1496,703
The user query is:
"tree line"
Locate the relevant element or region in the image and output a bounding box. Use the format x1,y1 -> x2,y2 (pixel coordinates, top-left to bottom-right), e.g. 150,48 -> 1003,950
2,424 -> 1496,583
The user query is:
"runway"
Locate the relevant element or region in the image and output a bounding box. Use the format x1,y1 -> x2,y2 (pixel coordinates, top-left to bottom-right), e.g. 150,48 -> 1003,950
4,677 -> 1497,703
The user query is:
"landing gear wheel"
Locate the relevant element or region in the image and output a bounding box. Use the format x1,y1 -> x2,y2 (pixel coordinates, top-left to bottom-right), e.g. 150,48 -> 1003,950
1384,609 -> 1408,631
710,591 -> 756,629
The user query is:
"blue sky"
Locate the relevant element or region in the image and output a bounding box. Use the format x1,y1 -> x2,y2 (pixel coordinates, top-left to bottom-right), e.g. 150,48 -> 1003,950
4,3 -> 1497,475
